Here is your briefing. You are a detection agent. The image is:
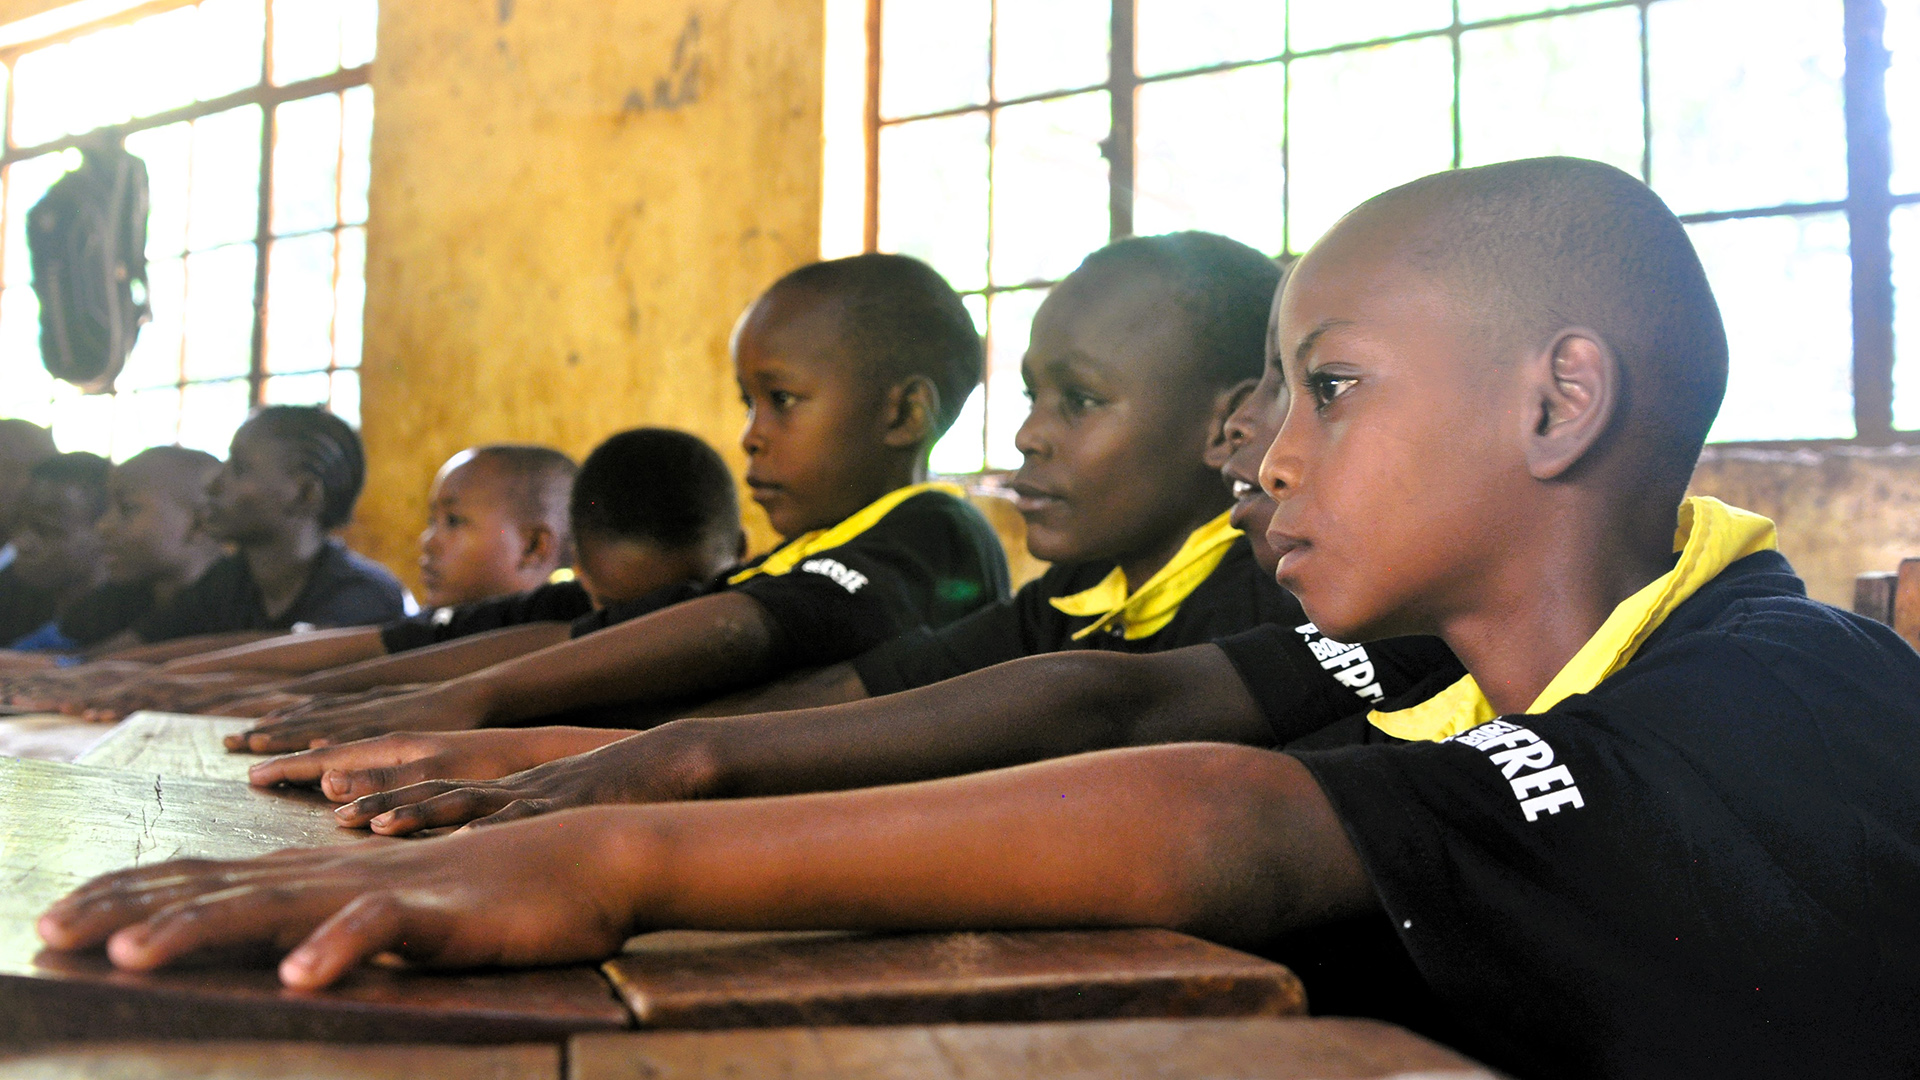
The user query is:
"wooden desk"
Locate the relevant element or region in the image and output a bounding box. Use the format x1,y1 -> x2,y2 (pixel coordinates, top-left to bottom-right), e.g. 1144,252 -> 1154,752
569,1017 -> 1497,1079
4,718 -> 1315,1047
0,713 -> 113,763
0,755 -> 629,1045
606,929 -> 1303,1029
0,1041 -> 559,1079
75,711 -> 257,782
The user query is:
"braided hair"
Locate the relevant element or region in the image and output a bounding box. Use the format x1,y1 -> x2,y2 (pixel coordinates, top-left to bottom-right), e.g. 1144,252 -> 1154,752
240,406 -> 366,529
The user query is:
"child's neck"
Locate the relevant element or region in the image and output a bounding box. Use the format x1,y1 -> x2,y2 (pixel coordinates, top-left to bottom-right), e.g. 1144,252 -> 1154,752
1119,499 -> 1232,593
241,522 -> 328,621
1439,496 -> 1677,715
154,544 -> 225,606
49,564 -> 107,618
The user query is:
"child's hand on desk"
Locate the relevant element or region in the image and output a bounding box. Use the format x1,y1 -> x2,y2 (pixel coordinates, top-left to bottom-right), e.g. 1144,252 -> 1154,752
36,815 -> 640,989
325,727 -> 710,835
0,660 -> 151,712
246,727 -> 630,803
72,670 -> 285,723
226,682 -> 492,753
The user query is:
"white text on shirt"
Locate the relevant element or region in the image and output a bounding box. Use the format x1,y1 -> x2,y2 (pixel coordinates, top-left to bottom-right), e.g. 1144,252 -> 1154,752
1450,719 -> 1586,822
1294,622 -> 1385,701
800,557 -> 868,594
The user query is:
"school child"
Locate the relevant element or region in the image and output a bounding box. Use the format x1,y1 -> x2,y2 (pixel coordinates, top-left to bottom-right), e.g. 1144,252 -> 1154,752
4,452 -> 112,647
414,445 -> 577,610
5,447 -> 223,657
47,158 -> 1920,1080
222,253 -> 1010,752
118,405 -> 407,647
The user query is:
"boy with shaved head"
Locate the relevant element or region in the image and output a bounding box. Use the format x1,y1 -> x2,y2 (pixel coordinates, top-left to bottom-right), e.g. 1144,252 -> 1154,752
43,158 -> 1920,1079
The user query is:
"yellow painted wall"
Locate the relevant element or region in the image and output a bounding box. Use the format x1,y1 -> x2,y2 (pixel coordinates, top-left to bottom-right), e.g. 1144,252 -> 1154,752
345,0 -> 820,587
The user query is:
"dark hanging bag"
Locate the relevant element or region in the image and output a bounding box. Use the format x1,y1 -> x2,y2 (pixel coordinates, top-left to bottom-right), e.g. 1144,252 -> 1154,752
27,139 -> 152,393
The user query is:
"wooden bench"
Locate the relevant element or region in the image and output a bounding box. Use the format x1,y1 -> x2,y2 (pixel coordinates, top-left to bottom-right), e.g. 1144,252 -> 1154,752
1855,560 -> 1920,649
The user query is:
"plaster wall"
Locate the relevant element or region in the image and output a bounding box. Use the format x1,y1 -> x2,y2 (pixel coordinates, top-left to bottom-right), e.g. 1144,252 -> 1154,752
347,0 -> 819,585
1689,445 -> 1920,608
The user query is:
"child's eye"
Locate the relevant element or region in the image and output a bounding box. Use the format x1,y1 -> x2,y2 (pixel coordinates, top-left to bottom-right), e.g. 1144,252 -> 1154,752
445,514 -> 467,528
1306,371 -> 1358,410
1061,390 -> 1102,415
769,390 -> 798,409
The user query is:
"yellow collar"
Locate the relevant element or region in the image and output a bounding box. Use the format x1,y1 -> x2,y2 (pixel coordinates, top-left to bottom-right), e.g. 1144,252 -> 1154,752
1368,496 -> 1778,741
728,482 -> 967,584
1049,510 -> 1242,641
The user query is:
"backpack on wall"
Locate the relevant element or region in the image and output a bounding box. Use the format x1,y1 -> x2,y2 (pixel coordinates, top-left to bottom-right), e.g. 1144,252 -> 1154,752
27,140 -> 152,393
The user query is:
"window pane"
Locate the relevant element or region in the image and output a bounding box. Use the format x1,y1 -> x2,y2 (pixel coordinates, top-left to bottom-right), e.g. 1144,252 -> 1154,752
1648,0 -> 1846,215
0,288 -> 56,424
9,44 -> 74,148
195,0 -> 267,101
1459,0 -> 1591,20
339,85 -> 375,226
994,0 -> 1107,101
120,257 -> 185,390
263,370 -> 331,405
929,295 -> 988,474
50,386 -> 114,459
273,0 -> 344,84
985,287 -> 1046,471
1459,6 -> 1643,174
878,114 -> 990,292
341,0 -> 378,69
334,226 -> 366,367
1137,0 -> 1285,76
1288,0 -> 1450,52
4,152 -> 79,288
272,93 -> 342,234
1288,38 -> 1454,253
189,105 -> 264,251
329,367 -> 360,426
1689,212 -> 1852,441
178,378 -> 251,456
990,91 -> 1110,286
879,0 -> 989,117
126,122 -> 193,258
1890,0 -> 1920,195
1891,205 -> 1920,429
183,244 -> 258,381
114,387 -> 184,460
37,23 -> 142,140
264,233 -> 336,374
128,7 -> 201,118
1135,65 -> 1285,256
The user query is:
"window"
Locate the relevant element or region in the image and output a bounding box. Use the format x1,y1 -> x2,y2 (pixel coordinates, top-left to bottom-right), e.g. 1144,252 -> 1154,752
838,0 -> 1915,471
0,0 -> 375,460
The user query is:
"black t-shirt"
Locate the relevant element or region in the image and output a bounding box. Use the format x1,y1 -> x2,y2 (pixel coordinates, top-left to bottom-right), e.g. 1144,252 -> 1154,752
380,580 -> 599,654
853,537 -> 1297,694
0,564 -> 58,646
55,579 -> 158,647
572,490 -> 1011,670
1216,621 -> 1465,748
134,540 -> 408,642
1291,550 -> 1920,1079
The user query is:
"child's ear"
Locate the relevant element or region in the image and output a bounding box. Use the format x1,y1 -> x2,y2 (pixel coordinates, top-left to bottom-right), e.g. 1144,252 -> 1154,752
1523,329 -> 1618,481
880,376 -> 939,450
518,523 -> 559,571
289,473 -> 328,524
1203,378 -> 1259,471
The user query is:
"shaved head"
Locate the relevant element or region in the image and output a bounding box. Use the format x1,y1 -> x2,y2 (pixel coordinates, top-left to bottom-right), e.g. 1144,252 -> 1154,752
1323,156 -> 1726,497
116,446 -> 221,508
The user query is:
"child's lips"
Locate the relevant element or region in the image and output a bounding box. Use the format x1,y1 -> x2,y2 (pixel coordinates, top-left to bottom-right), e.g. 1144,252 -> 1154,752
1267,531 -> 1309,574
1010,485 -> 1064,516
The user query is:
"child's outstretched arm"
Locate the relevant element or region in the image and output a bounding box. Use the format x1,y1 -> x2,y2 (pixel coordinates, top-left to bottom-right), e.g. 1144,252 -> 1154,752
256,644 -> 1272,832
229,593 -> 783,752
160,627 -> 391,676
272,623 -> 574,695
40,743 -> 1373,989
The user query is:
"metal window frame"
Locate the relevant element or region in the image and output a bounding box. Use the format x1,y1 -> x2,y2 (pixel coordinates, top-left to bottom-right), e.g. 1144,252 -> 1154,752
862,0 -> 1911,456
0,0 -> 371,433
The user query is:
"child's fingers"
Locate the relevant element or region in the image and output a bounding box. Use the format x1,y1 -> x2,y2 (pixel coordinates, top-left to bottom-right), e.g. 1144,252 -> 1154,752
321,759 -> 443,803
281,891 -> 453,989
365,787 -> 517,835
460,798 -> 557,830
38,858 -> 268,949
250,736 -> 421,790
103,882 -> 341,972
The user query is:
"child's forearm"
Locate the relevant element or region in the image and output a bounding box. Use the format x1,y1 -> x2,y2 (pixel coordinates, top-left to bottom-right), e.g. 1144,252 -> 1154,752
460,593 -> 782,725
162,628 -> 388,676
676,663 -> 871,718
283,623 -> 573,694
671,644 -> 1271,798
98,631 -> 282,664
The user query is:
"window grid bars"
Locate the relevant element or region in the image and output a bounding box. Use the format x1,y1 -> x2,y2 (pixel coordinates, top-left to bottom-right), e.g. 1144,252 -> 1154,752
866,0 -> 1911,451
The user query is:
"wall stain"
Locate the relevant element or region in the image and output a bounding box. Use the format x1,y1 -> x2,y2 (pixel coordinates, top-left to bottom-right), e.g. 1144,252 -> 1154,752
623,14 -> 706,116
